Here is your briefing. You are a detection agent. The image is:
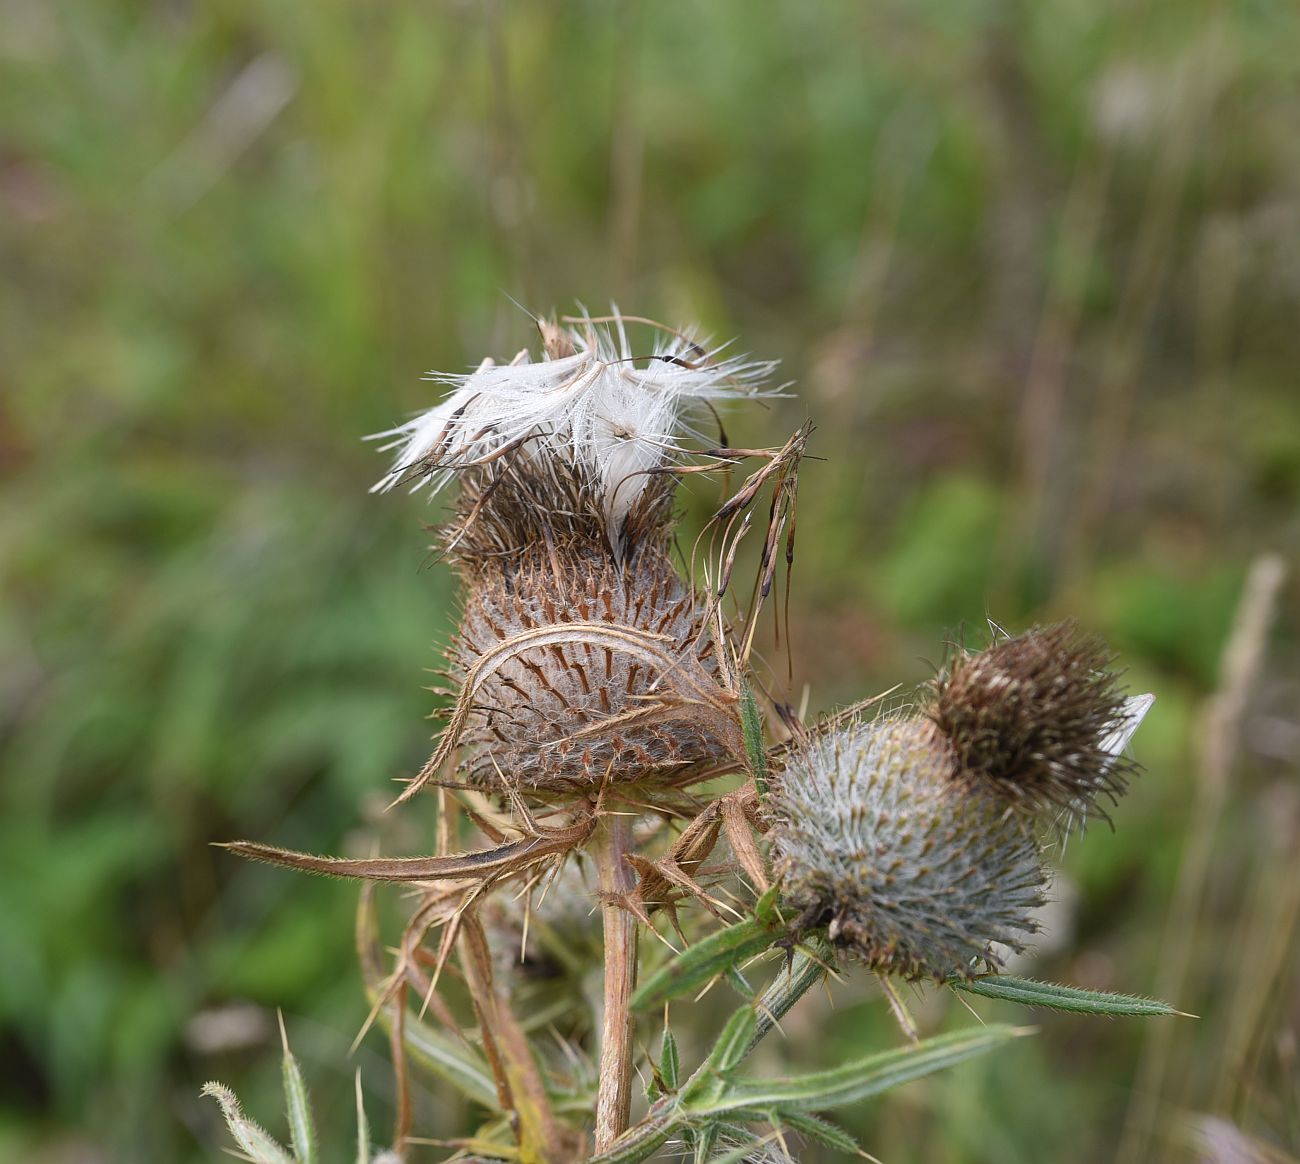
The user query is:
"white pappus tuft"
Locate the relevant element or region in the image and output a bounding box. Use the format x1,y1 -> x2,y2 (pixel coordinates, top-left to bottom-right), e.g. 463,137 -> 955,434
1100,693 -> 1155,760
367,309 -> 781,535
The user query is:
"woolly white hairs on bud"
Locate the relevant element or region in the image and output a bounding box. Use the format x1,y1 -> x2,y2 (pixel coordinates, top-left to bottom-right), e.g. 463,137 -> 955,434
368,309 -> 780,536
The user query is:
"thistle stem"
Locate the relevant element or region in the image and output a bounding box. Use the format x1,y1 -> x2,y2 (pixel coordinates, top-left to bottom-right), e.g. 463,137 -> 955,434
594,810 -> 638,1151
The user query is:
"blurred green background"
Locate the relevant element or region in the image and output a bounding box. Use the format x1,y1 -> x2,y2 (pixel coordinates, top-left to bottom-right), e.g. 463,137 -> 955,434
3,0 -> 1299,1160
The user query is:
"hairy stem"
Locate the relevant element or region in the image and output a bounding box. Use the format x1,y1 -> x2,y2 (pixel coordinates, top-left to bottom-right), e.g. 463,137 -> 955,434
594,811 -> 638,1151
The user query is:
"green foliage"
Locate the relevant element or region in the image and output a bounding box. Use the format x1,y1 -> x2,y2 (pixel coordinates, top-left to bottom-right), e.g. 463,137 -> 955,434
951,976 -> 1182,1018
204,1028 -> 374,1164
589,978 -> 1023,1164
632,912 -> 786,1012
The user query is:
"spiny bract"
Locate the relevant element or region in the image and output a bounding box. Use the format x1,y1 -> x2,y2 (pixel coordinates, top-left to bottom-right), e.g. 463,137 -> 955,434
448,540 -> 732,793
771,715 -> 1047,980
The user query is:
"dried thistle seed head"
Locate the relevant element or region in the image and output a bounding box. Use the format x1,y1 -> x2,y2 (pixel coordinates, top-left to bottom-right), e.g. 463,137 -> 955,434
447,540 -> 737,793
368,309 -> 779,553
771,715 -> 1047,980
927,622 -> 1151,824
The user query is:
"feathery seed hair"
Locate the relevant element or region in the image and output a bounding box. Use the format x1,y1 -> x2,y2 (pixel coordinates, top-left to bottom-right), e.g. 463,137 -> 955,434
368,310 -> 779,555
771,714 -> 1047,980
926,621 -> 1150,826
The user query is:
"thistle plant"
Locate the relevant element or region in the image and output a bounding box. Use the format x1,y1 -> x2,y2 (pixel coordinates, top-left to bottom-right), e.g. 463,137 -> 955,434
209,310 -> 1175,1163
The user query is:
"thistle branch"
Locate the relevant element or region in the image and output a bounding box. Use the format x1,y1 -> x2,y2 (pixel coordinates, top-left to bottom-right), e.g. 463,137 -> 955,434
594,810 -> 639,1151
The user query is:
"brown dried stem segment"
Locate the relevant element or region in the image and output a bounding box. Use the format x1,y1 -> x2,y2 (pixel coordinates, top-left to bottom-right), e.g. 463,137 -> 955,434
594,811 -> 638,1151
459,911 -> 574,1163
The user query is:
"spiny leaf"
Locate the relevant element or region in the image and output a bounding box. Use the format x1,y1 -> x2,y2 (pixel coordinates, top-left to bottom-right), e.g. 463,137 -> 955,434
691,1124 -> 717,1163
690,1024 -> 1027,1115
278,1014 -> 317,1164
753,884 -> 783,926
704,1008 -> 760,1075
779,1110 -> 860,1155
748,935 -> 834,1053
632,916 -> 781,1011
701,1130 -> 780,1163
951,975 -> 1185,1017
219,827 -> 588,883
201,1082 -> 295,1164
585,1107 -> 680,1164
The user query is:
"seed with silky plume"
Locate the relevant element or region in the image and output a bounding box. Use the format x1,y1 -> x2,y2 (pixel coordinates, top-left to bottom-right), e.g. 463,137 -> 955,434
926,622 -> 1153,826
771,715 -> 1047,980
368,309 -> 780,558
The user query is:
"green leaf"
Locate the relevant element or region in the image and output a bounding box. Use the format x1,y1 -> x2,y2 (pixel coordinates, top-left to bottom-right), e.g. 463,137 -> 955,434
691,1024 -> 1026,1115
779,1110 -> 860,1155
661,1024 -> 680,1093
279,1016 -> 318,1164
391,1007 -> 499,1110
748,935 -> 833,1053
585,1107 -> 681,1164
353,1072 -> 370,1164
951,975 -> 1183,1017
702,1131 -> 778,1163
740,681 -> 769,798
724,967 -> 753,997
632,917 -> 780,1011
705,1009 -> 760,1075
753,883 -> 782,926
201,1082 -> 296,1164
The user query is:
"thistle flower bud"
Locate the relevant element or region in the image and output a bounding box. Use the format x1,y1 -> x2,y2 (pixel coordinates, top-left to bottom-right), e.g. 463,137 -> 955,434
927,622 -> 1151,825
771,715 -> 1047,980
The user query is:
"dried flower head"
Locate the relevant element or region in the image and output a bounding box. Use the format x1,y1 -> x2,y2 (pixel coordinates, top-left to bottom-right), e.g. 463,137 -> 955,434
373,311 -> 775,800
927,622 -> 1152,825
771,714 -> 1047,980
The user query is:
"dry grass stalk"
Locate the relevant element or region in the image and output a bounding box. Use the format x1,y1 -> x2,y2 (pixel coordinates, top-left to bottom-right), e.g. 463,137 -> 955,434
1117,552 -> 1287,1164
